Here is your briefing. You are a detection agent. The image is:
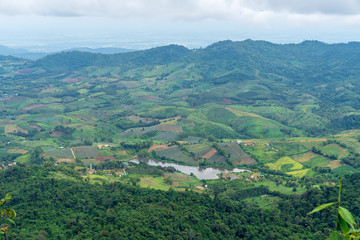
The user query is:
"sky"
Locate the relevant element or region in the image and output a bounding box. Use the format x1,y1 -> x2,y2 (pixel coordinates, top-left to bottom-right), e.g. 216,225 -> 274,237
1,0 -> 360,51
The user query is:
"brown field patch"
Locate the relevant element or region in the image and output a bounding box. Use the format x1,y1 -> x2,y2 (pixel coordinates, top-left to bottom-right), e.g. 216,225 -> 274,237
202,148 -> 217,160
29,125 -> 42,131
172,182 -> 180,186
4,125 -> 28,134
327,160 -> 342,169
7,149 -> 28,154
56,158 -> 76,163
126,115 -> 156,123
148,144 -> 173,152
164,173 -> 189,182
294,152 -> 317,162
64,78 -> 79,83
95,155 -> 115,162
225,107 -> 264,118
23,103 -> 59,111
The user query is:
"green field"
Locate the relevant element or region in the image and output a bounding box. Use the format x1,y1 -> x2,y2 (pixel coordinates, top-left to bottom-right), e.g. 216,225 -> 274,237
266,156 -> 303,171
270,141 -> 310,155
185,144 -> 212,158
163,172 -> 202,189
302,156 -> 329,168
156,146 -> 195,164
319,144 -> 349,159
253,181 -> 307,195
207,152 -> 227,165
218,142 -> 255,165
139,176 -> 170,190
244,196 -> 281,209
45,148 -> 74,159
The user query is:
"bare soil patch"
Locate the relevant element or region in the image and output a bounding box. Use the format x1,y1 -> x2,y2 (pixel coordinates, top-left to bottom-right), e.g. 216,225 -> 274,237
56,158 -> 76,163
202,148 -> 217,160
327,160 -> 342,169
294,152 -> 317,162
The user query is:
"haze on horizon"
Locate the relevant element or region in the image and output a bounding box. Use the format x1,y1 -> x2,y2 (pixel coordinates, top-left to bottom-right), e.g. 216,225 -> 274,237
1,0 -> 360,51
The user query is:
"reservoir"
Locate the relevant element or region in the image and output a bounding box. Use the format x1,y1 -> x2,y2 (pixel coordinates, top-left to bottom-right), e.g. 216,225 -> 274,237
130,159 -> 250,180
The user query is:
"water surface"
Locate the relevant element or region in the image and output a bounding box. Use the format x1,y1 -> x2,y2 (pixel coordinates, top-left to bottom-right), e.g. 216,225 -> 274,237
130,159 -> 250,180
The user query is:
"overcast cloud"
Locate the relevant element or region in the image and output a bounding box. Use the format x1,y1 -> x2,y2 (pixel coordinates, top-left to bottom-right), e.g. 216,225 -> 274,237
0,0 -> 360,49
0,0 -> 360,19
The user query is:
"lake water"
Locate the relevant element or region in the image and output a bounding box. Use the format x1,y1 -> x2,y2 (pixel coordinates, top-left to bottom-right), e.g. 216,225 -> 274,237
130,159 -> 250,180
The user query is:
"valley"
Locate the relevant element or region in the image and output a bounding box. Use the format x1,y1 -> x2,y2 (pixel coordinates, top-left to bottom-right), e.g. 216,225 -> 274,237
1,40 -> 360,239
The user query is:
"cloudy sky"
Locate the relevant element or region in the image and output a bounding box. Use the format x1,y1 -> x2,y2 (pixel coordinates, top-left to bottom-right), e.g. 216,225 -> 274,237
1,0 -> 360,50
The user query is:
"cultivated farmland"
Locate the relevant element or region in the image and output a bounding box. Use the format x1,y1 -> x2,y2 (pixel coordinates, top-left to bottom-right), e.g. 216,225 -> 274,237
218,142 -> 256,165
72,146 -> 100,159
156,146 -> 195,164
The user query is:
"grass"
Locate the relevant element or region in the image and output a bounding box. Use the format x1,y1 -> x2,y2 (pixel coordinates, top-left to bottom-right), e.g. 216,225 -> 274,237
253,181 -> 306,195
270,141 -> 309,155
302,156 -> 329,168
333,166 -> 359,176
266,156 -> 303,171
15,154 -> 29,163
81,159 -> 99,166
292,151 -> 318,162
287,169 -> 311,178
139,176 -> 170,190
244,196 -> 281,209
163,172 -> 202,189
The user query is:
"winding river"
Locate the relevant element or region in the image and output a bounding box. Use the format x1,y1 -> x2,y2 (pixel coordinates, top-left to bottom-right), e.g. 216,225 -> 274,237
130,159 -> 250,180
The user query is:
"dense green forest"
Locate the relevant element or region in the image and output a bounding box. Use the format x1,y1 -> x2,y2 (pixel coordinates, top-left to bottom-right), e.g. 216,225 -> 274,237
1,163 -> 359,239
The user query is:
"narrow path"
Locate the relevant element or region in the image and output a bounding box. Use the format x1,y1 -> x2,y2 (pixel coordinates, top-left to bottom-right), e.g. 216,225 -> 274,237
70,148 -> 76,159
338,149 -> 347,159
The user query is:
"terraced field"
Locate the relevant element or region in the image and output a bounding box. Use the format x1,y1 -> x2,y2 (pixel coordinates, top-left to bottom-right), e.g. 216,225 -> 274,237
319,144 -> 349,159
185,144 -> 212,158
45,148 -> 74,159
218,142 -> 256,165
72,146 -> 100,159
156,146 -> 195,164
207,152 -> 226,165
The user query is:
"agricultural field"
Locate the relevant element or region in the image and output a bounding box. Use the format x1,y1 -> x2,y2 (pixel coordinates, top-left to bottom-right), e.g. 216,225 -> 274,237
156,146 -> 195,164
207,151 -> 227,165
45,148 -> 74,159
301,156 -> 329,168
152,132 -> 178,141
185,144 -> 212,158
139,176 -> 170,191
287,169 -> 311,178
270,141 -> 310,155
319,144 -> 349,159
266,156 -> 303,171
163,172 -> 202,189
218,142 -> 256,165
72,146 -> 100,159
